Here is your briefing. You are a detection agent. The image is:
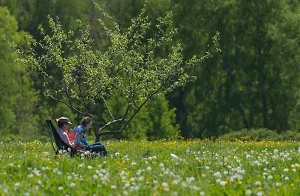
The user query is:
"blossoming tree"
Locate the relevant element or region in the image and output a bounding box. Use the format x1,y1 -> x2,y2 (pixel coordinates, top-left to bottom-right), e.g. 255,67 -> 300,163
17,5 -> 217,141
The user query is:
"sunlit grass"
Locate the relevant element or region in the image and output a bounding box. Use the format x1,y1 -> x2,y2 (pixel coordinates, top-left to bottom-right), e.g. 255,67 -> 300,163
0,139 -> 299,195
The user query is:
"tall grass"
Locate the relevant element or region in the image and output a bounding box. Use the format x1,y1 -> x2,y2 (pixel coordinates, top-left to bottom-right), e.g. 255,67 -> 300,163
0,139 -> 299,195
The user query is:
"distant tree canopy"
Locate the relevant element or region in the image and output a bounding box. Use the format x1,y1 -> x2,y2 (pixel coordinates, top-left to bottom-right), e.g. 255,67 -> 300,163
0,6 -> 38,137
1,0 -> 300,141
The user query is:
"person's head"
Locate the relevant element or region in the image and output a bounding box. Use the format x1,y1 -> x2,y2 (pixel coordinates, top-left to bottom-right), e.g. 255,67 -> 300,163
57,117 -> 72,129
80,117 -> 93,130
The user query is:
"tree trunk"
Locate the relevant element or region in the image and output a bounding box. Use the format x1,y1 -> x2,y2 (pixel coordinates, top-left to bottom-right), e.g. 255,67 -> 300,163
95,134 -> 100,143
262,79 -> 268,128
236,101 -> 249,129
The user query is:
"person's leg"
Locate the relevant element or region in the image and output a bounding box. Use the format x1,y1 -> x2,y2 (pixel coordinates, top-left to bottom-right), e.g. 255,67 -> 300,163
89,142 -> 103,147
87,144 -> 107,156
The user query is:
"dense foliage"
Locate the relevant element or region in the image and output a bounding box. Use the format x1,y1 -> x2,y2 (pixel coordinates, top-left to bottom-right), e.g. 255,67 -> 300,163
1,0 -> 300,140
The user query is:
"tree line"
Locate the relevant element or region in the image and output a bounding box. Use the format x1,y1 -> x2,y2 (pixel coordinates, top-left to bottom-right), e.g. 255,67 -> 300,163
1,0 -> 300,141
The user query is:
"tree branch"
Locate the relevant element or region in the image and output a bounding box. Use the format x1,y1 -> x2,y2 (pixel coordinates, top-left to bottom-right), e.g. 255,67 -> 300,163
122,102 -> 130,121
118,75 -> 172,132
46,91 -> 86,115
102,96 -> 115,120
99,130 -> 122,136
77,78 -> 89,115
97,102 -> 130,133
96,74 -> 172,137
98,118 -> 123,132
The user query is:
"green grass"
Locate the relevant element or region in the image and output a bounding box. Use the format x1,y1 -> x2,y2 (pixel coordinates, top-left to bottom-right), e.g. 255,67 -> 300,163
0,139 -> 299,195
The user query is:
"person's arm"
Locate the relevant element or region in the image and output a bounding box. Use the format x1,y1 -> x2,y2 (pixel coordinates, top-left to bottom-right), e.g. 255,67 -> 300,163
76,133 -> 86,147
82,135 -> 89,146
60,132 -> 75,148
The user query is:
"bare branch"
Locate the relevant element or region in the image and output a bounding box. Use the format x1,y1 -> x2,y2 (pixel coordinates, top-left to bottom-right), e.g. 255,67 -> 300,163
99,130 -> 122,136
118,75 -> 172,132
77,79 -> 89,114
132,99 -> 139,108
98,118 -> 123,132
36,63 -> 62,90
96,102 -> 130,134
123,102 -> 130,120
102,96 -> 115,120
47,92 -> 86,115
36,63 -> 87,116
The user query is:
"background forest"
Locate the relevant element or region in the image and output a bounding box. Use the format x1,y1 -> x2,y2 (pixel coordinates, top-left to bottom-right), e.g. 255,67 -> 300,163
1,0 -> 300,141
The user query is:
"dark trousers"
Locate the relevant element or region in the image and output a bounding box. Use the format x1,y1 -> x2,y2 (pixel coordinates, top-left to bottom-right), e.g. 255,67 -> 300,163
84,142 -> 107,155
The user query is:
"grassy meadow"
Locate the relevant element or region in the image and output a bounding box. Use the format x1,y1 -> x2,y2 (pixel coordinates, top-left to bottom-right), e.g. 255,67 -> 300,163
0,139 -> 299,195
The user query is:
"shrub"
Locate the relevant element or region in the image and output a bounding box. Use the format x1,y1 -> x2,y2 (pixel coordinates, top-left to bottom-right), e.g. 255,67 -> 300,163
219,128 -> 298,141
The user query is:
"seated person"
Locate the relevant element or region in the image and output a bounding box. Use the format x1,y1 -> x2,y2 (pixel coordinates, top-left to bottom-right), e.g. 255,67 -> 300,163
56,117 -> 78,149
70,117 -> 108,156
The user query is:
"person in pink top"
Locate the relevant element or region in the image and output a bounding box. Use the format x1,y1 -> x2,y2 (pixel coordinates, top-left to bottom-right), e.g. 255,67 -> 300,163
56,117 -> 78,148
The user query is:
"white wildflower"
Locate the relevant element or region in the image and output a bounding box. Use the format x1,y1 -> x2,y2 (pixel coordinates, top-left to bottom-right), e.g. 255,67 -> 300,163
162,182 -> 168,187
78,164 -> 84,168
275,182 -> 281,187
172,180 -> 179,185
214,172 -> 222,178
138,176 -> 144,181
257,191 -> 263,196
220,181 -> 226,186
284,177 -> 289,180
271,167 -> 276,171
267,176 -> 273,180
